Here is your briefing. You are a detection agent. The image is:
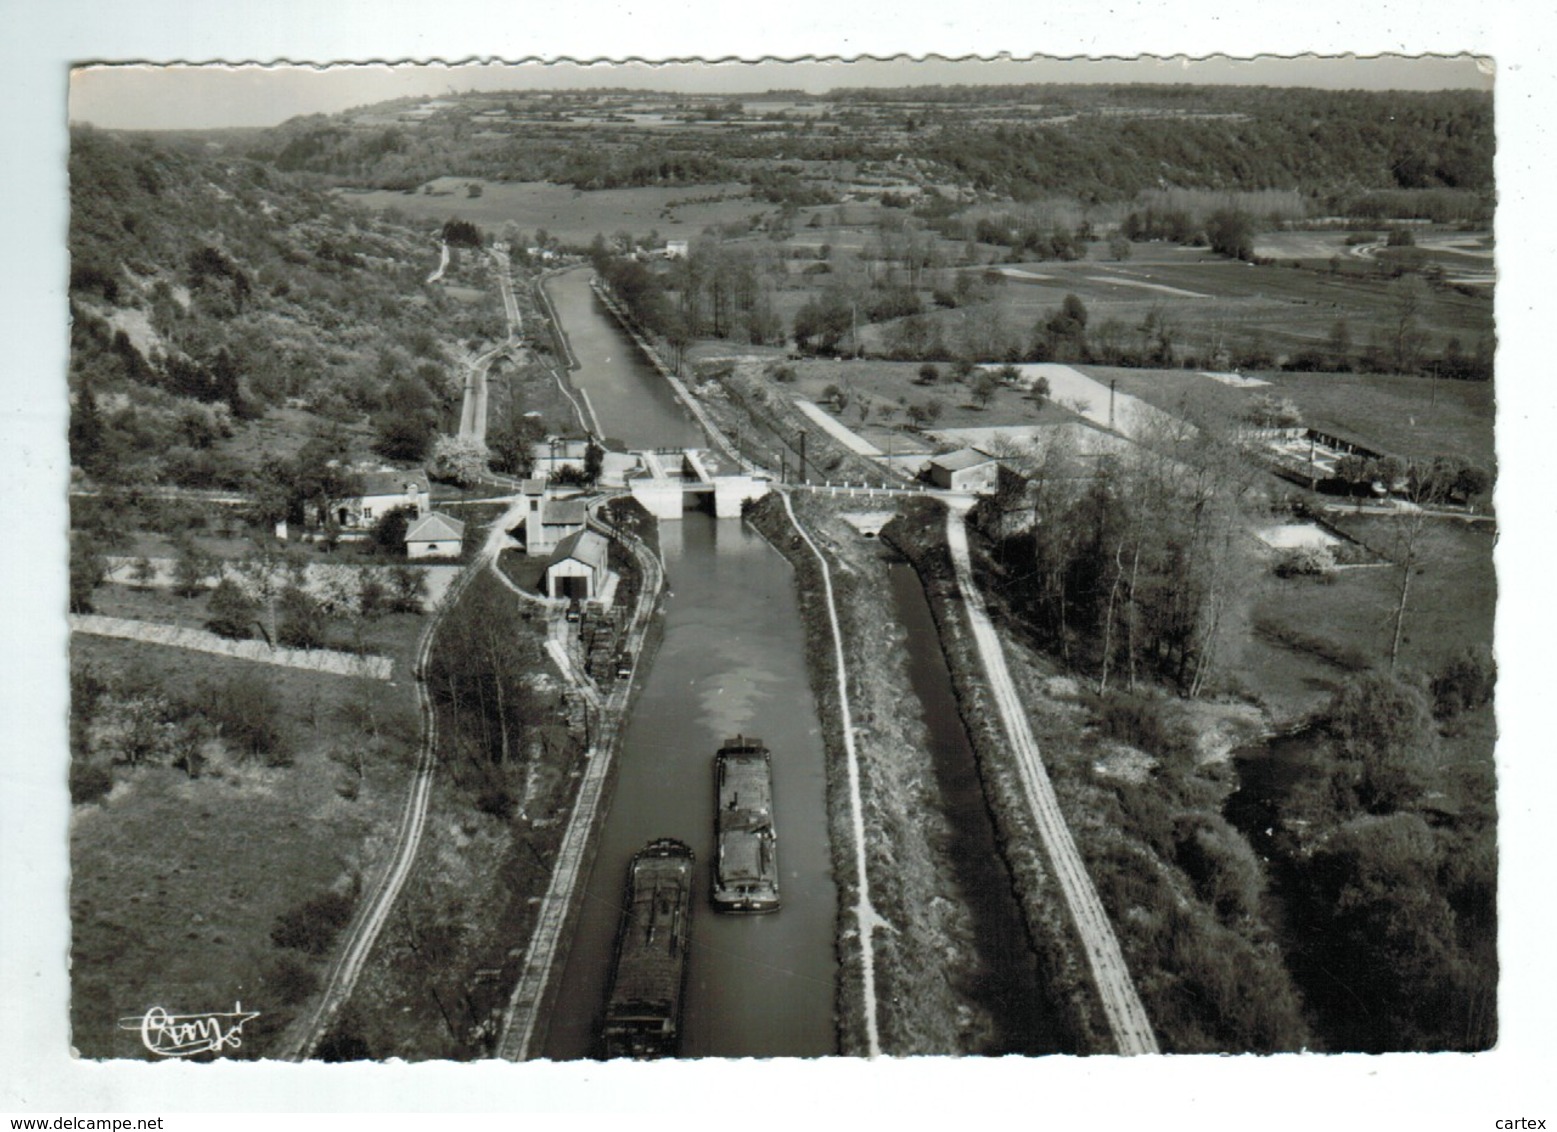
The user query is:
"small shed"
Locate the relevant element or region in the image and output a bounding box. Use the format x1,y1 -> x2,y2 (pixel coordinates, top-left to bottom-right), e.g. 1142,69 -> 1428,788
523,496 -> 587,554
405,512 -> 465,559
544,529 -> 610,601
924,447 -> 1000,494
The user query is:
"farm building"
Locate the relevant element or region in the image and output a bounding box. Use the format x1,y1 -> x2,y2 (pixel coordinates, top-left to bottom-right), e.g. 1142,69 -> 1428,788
923,447 -> 1001,494
543,529 -> 610,601
405,512 -> 465,559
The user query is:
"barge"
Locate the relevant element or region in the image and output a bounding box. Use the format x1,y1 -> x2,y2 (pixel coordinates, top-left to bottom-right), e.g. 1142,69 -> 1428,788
713,736 -> 781,913
601,838 -> 695,1059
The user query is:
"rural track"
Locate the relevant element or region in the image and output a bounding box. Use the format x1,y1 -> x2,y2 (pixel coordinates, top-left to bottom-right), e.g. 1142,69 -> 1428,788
944,503 -> 1159,1056
456,248 -> 523,448
494,503 -> 663,1060
277,549 -> 486,1061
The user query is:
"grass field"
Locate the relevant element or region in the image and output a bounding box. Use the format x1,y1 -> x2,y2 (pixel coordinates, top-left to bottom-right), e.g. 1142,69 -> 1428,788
1092,365 -> 1495,467
1235,517 -> 1497,719
69,605 -> 424,1058
768,357 -> 1082,438
340,179 -> 766,247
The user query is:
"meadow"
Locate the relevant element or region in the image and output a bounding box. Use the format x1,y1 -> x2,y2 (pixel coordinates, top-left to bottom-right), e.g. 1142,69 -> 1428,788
69,617 -> 423,1058
339,178 -> 764,247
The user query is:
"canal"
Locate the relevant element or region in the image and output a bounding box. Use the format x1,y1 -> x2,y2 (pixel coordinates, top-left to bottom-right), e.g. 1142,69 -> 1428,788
888,560 -> 1063,1055
540,268 -> 837,1059
544,266 -> 705,450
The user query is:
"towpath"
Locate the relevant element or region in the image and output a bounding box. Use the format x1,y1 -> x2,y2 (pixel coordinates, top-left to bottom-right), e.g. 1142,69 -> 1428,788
780,490 -> 882,1057
277,515 -> 499,1059
495,499 -> 664,1060
944,501 -> 1159,1055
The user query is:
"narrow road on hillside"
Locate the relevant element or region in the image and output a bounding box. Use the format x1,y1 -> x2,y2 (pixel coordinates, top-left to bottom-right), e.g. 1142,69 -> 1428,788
278,528 -> 496,1060
944,502 -> 1159,1055
456,248 -> 523,449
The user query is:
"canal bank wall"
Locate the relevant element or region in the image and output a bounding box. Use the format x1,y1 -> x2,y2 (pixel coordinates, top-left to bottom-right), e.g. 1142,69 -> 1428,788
749,490 -> 1074,1054
496,497 -> 667,1059
882,498 -> 1113,1054
744,495 -> 873,1055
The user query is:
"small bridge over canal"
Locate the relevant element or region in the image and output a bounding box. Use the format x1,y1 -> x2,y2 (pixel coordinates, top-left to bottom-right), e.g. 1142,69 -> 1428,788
628,448 -> 774,519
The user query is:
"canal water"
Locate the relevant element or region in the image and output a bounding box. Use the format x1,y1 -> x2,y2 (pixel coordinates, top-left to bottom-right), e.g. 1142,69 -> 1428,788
540,271 -> 837,1059
544,266 -> 704,450
888,561 -> 1062,1055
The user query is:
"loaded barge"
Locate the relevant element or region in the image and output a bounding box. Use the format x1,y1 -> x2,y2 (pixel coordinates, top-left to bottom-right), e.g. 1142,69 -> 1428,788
601,838 -> 695,1059
713,737 -> 781,913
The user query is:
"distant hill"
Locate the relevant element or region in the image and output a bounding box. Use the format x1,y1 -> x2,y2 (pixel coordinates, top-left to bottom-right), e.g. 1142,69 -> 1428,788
226,84 -> 1492,208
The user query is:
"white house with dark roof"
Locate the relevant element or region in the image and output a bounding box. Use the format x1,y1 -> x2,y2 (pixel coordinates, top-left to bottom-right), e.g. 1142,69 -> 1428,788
405,512 -> 465,559
333,468 -> 431,530
923,447 -> 1000,494
543,529 -> 610,600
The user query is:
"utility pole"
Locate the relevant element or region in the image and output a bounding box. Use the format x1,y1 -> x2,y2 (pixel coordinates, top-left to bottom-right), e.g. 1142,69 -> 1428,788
799,431 -> 808,483
1109,379 -> 1117,430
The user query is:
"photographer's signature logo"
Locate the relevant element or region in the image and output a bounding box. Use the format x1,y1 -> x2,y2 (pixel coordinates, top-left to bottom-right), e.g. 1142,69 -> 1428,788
118,1003 -> 259,1057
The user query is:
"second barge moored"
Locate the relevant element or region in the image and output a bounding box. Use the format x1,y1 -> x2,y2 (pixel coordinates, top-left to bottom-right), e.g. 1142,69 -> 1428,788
713,736 -> 781,913
601,838 -> 694,1059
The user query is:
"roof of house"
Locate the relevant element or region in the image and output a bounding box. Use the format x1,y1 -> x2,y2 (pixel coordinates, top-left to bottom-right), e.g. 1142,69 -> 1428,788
928,447 -> 997,473
541,498 -> 588,527
406,512 -> 465,542
547,529 -> 609,571
359,468 -> 431,497
520,478 -> 547,495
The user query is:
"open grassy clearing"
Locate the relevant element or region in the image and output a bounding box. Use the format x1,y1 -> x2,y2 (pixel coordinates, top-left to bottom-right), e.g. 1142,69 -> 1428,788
69,615 -> 424,1058
771,357 -> 1081,435
1237,517 -> 1497,721
1092,364 -> 1494,467
340,179 -> 764,246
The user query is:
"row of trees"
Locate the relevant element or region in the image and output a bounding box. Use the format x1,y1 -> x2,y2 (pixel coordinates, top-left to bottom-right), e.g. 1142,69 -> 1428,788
983,413 -> 1258,696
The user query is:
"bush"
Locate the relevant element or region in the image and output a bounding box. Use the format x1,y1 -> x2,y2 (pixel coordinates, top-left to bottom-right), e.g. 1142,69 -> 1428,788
1094,692 -> 1190,763
277,585 -> 326,649
1273,545 -> 1335,578
1431,646 -> 1496,719
271,889 -> 354,954
202,670 -> 290,764
1174,814 -> 1265,922
206,577 -> 258,639
267,954 -> 321,1004
1324,672 -> 1438,813
70,760 -> 114,805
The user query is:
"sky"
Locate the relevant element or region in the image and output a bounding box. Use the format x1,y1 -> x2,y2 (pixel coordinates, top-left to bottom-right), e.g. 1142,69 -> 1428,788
69,54 -> 1492,131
